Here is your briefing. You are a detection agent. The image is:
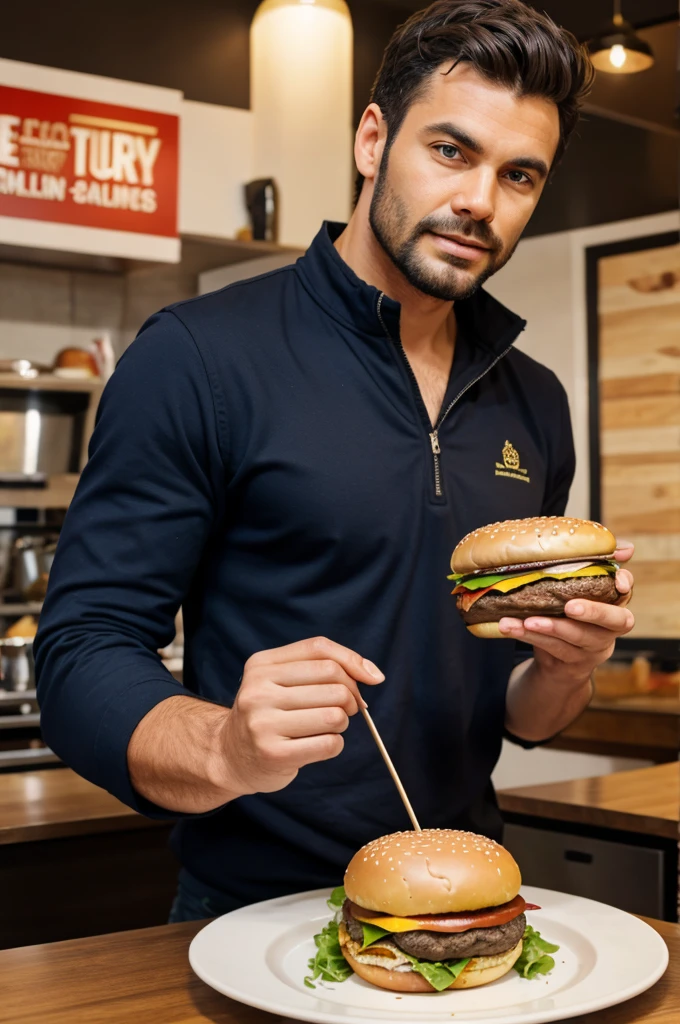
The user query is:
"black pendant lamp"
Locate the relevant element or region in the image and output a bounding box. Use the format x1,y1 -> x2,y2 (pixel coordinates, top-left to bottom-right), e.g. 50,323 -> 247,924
588,0 -> 654,74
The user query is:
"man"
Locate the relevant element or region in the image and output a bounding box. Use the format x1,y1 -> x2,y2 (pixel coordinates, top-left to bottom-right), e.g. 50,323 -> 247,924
36,0 -> 634,922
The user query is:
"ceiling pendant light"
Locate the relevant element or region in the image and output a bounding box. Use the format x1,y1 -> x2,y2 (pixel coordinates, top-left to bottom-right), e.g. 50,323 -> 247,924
588,0 -> 654,74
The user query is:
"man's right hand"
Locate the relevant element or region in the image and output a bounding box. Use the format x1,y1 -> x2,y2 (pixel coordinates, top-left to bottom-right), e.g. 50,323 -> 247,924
127,636 -> 384,814
218,637 -> 385,795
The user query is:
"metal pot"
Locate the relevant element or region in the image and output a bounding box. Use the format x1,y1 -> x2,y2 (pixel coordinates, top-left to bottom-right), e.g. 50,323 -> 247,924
0,638 -> 34,693
12,537 -> 57,599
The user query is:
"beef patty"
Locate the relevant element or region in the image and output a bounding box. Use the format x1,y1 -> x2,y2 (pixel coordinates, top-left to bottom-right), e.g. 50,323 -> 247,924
461,574 -> 619,625
342,901 -> 526,961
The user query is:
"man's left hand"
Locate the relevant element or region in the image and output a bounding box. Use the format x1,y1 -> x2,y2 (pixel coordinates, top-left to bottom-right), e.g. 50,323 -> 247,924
498,541 -> 635,683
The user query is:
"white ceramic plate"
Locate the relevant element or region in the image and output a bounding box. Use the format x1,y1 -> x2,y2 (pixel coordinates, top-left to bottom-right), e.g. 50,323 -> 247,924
189,885 -> 668,1023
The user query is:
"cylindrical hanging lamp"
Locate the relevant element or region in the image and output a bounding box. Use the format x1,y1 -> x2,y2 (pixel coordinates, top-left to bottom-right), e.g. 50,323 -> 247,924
587,0 -> 654,74
250,0 -> 353,248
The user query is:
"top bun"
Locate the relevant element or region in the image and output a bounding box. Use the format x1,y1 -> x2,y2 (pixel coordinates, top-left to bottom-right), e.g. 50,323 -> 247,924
344,829 -> 521,917
451,516 -> 616,575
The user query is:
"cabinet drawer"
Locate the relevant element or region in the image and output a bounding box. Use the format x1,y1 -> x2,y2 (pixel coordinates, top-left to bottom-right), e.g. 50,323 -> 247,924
503,822 -> 665,918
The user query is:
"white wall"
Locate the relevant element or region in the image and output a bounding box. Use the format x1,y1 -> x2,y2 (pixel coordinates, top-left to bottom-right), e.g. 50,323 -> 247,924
492,743 -> 653,791
179,101 -> 253,241
199,252 -> 302,295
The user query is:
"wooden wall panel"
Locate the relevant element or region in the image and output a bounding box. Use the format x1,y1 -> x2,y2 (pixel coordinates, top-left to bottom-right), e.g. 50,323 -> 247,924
598,243 -> 680,639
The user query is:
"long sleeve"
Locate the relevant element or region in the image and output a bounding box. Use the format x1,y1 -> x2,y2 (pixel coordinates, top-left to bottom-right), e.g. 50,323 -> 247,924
34,309 -> 227,813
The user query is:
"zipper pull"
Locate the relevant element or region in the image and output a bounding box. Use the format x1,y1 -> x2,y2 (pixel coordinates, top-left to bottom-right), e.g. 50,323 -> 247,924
430,431 -> 441,455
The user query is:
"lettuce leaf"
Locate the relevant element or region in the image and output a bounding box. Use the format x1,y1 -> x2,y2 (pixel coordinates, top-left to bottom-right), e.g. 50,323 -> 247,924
397,949 -> 471,991
453,573 -> 514,590
327,885 -> 346,911
513,925 -> 560,980
361,921 -> 391,949
304,919 -> 353,989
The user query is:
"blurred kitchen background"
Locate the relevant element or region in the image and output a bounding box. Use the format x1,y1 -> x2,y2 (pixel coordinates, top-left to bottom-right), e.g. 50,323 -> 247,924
0,0 -> 678,947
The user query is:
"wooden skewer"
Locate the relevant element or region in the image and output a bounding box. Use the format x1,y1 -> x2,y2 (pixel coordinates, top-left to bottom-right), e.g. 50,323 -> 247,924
359,704 -> 422,832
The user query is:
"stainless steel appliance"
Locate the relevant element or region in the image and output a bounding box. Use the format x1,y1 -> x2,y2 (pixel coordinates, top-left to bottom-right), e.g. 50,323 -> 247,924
12,536 -> 57,599
0,388 -> 89,481
0,688 -> 57,769
0,637 -> 34,693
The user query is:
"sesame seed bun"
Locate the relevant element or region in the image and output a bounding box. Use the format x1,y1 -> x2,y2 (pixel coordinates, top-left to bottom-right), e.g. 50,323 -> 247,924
343,829 -> 521,917
451,517 -> 617,576
339,927 -> 523,992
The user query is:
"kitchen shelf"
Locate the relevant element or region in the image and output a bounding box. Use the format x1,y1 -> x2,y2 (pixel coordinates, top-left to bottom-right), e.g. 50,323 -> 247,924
0,712 -> 39,728
0,747 -> 58,768
0,473 -> 79,509
0,604 -> 42,616
0,374 -> 104,394
0,233 -> 301,277
0,690 -> 36,703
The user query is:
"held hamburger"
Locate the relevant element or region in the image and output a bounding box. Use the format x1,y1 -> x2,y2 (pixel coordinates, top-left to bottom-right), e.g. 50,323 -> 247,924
450,516 -> 624,639
339,830 -> 526,992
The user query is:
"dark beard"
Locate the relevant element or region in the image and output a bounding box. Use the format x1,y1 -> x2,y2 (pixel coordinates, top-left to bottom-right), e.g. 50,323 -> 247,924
369,160 -> 518,301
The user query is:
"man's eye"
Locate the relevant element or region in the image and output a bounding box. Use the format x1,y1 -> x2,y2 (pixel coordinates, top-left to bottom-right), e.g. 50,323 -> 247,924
436,144 -> 460,160
506,170 -> 531,185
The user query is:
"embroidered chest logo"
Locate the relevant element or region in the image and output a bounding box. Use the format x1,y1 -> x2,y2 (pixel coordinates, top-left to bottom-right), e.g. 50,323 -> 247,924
496,441 -> 530,483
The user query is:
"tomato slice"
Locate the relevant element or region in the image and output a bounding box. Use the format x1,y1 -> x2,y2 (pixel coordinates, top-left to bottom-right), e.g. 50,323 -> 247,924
348,893 -> 527,933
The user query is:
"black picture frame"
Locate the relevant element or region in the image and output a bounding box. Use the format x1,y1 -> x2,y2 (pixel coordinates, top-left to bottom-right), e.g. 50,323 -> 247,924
585,230 -> 680,663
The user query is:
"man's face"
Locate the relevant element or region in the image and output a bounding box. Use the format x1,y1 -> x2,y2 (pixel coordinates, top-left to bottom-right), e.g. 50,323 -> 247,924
368,64 -> 560,301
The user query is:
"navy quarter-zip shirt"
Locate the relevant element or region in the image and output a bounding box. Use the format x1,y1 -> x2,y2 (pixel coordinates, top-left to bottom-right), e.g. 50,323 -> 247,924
35,223 -> 575,905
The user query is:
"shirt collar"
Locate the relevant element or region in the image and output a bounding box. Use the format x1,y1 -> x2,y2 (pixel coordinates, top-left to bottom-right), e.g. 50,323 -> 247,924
295,221 -> 526,355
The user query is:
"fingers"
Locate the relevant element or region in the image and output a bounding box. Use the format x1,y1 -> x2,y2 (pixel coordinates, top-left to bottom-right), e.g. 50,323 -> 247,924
241,732 -> 345,786
276,681 -> 360,715
248,636 -> 385,685
280,706 -> 350,739
563,599 -> 635,635
284,734 -> 346,768
504,627 -> 589,663
257,658 -> 368,710
245,638 -> 384,709
615,568 -> 634,595
500,599 -> 635,657
614,539 -> 634,563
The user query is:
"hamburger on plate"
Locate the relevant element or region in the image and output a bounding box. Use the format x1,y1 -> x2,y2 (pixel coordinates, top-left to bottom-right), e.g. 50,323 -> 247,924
306,829 -> 558,993
450,516 -> 624,639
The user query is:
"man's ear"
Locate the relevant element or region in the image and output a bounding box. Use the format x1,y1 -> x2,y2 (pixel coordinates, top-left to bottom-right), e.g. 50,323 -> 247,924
354,103 -> 387,183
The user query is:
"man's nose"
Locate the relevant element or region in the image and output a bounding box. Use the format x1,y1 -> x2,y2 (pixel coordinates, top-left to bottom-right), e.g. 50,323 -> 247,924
449,167 -> 496,223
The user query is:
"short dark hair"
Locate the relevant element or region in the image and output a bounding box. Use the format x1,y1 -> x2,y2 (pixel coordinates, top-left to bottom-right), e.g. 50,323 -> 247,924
357,0 -> 593,200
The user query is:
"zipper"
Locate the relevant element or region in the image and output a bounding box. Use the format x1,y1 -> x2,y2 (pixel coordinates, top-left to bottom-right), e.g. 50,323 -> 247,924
377,291 -> 513,498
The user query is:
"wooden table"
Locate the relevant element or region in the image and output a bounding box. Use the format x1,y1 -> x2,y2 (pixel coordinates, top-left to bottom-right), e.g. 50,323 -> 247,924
498,761 -> 679,840
0,767 -> 177,949
0,918 -> 676,1024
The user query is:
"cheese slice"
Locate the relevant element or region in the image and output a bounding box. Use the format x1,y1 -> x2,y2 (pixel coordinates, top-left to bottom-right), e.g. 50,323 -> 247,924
351,910 -> 433,933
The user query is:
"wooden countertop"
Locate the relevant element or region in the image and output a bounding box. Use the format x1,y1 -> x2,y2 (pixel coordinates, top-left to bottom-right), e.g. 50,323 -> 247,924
0,767 -> 160,845
0,917 -> 677,1024
590,695 -> 680,717
498,761 -> 679,839
4,758 -> 677,847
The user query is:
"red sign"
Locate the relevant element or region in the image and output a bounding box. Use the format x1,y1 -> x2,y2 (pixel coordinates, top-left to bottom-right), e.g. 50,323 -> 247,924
0,85 -> 179,237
